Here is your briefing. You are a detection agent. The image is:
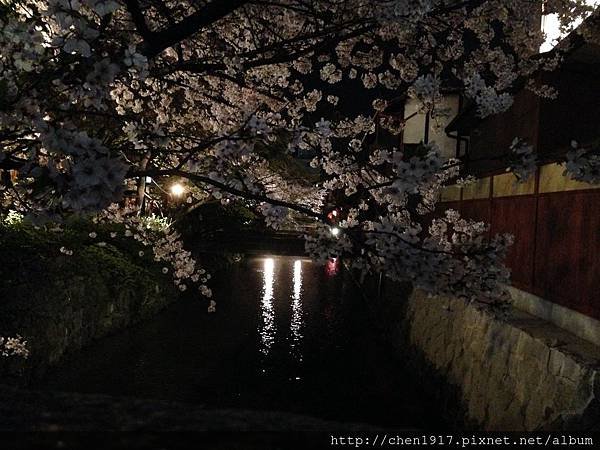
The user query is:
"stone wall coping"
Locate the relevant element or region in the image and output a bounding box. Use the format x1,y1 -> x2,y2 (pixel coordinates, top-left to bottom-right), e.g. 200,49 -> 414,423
408,290 -> 600,430
505,308 -> 600,370
508,286 -> 600,349
414,290 -> 600,370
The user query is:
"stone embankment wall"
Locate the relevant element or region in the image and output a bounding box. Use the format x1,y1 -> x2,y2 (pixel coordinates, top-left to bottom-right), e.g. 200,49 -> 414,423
400,290 -> 600,431
0,243 -> 177,382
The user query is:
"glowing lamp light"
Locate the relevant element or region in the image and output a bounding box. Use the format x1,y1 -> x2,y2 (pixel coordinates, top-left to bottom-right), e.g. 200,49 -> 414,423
330,226 -> 340,237
326,257 -> 339,276
170,182 -> 185,197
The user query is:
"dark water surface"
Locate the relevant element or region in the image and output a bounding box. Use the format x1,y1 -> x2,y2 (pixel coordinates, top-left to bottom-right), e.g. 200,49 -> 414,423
35,256 -> 445,429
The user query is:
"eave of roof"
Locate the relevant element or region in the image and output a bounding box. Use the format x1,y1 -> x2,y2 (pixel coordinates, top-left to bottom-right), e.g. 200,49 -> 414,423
445,8 -> 600,134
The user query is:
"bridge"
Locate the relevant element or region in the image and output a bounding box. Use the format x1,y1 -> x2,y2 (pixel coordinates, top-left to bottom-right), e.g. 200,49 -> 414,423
192,229 -> 307,256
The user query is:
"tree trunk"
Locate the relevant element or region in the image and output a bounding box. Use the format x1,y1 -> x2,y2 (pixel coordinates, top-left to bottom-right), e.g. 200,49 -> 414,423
136,152 -> 152,215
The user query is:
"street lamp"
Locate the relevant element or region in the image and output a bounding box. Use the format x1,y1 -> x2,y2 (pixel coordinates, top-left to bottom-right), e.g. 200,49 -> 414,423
170,182 -> 185,197
330,226 -> 340,237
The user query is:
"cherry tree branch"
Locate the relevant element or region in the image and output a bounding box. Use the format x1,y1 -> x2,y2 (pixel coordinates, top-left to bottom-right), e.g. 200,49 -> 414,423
140,0 -> 250,58
131,168 -> 327,220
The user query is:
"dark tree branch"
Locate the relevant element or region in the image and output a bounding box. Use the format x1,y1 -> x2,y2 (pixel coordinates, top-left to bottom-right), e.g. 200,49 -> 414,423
123,0 -> 154,41
161,21 -> 375,77
141,0 -> 250,58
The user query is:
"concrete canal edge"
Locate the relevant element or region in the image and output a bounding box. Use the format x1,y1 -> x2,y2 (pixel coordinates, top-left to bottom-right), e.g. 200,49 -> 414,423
369,283 -> 600,431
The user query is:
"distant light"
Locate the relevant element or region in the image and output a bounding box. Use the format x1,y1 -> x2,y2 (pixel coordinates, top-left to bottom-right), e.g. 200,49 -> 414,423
264,258 -> 275,272
326,258 -> 339,276
170,182 -> 185,197
145,176 -> 153,183
540,1 -> 600,52
332,210 -> 338,217
331,226 -> 340,237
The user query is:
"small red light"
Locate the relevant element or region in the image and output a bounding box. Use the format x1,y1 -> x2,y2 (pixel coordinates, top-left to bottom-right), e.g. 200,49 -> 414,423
325,258 -> 339,276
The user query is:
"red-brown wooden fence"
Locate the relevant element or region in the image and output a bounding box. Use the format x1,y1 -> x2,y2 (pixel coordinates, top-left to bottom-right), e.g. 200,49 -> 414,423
443,183 -> 600,320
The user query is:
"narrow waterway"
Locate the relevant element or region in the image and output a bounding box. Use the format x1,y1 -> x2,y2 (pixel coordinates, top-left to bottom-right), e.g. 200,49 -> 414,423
35,256 -> 445,429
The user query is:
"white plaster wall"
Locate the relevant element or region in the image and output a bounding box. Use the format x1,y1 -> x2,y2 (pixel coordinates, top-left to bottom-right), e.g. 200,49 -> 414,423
402,95 -> 460,160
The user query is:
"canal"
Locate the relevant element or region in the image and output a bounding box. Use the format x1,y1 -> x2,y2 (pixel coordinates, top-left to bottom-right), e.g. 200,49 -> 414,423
34,255 -> 446,429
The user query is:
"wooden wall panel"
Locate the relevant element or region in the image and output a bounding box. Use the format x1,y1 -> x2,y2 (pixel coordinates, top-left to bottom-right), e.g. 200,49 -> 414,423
440,188 -> 598,319
490,197 -> 537,290
461,199 -> 491,228
535,191 -> 600,319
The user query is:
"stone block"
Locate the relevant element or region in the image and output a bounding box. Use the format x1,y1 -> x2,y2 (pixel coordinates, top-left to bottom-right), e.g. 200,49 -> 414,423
403,290 -> 600,430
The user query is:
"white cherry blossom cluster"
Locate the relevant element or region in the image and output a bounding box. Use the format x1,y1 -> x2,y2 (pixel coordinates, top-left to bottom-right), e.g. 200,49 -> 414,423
376,0 -> 435,23
99,205 -> 212,300
305,224 -> 354,262
465,73 -> 514,118
508,138 -> 537,182
409,74 -> 441,107
1,0 -> 598,311
41,0 -> 119,58
259,204 -> 290,230
36,125 -> 129,212
0,335 -> 29,359
320,63 -> 343,84
564,141 -> 600,184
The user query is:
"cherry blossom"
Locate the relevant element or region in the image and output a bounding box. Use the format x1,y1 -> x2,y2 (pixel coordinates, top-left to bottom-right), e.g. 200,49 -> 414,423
508,138 -> 537,182
0,335 -> 29,359
565,141 -> 600,184
1,0 -> 599,331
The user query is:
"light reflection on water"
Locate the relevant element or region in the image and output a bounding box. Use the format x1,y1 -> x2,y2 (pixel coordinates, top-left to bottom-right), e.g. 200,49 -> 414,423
260,258 -> 276,356
290,260 -> 303,362
259,257 -> 309,370
34,254 -> 444,428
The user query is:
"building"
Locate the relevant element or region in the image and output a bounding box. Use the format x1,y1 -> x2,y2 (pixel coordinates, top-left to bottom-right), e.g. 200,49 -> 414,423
432,11 -> 600,345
